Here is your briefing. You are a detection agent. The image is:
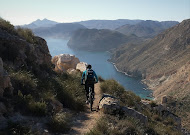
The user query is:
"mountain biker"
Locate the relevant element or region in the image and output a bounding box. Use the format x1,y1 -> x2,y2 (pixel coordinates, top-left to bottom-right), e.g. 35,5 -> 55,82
81,64 -> 98,103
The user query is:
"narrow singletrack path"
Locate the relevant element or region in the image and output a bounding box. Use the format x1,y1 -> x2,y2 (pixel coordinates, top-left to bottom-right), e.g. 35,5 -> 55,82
68,83 -> 102,135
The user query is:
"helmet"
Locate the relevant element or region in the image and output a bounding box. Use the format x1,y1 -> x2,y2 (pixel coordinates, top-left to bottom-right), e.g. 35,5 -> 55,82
86,64 -> 92,69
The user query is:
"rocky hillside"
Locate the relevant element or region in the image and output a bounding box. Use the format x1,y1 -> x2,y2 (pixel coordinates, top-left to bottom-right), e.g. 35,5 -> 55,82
111,19 -> 190,129
68,29 -> 142,51
32,23 -> 86,39
116,20 -> 178,38
0,18 -> 87,134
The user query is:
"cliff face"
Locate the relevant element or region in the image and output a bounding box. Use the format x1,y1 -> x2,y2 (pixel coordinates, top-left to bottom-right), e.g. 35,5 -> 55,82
111,19 -> 190,129
68,29 -> 142,51
0,26 -> 52,76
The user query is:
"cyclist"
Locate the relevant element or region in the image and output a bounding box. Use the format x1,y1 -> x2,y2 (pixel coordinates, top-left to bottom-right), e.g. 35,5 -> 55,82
81,64 -> 98,103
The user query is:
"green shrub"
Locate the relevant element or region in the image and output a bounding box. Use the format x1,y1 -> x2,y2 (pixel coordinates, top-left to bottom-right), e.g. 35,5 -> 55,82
16,27 -> 35,43
16,91 -> 47,116
98,76 -> 105,82
86,115 -> 144,135
0,17 -> 14,32
48,112 -> 71,133
100,79 -> 141,107
10,70 -> 38,95
7,121 -> 31,135
52,73 -> 86,111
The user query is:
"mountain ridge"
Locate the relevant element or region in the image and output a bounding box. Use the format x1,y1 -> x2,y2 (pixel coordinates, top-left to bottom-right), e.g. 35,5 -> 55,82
116,20 -> 178,38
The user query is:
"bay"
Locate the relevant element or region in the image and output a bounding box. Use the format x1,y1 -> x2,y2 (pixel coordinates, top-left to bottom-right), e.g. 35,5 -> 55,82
46,38 -> 153,99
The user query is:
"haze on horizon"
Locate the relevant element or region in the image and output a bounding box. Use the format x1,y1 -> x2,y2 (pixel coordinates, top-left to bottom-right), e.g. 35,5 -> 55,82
0,0 -> 189,25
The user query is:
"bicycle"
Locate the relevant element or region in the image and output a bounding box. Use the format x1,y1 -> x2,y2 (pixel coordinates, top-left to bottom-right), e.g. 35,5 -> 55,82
82,82 -> 96,111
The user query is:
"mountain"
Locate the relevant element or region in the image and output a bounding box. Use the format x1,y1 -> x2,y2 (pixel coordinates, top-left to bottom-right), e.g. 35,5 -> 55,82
116,20 -> 178,38
111,19 -> 190,129
21,18 -> 59,29
77,19 -> 143,30
67,29 -> 143,51
33,23 -> 86,39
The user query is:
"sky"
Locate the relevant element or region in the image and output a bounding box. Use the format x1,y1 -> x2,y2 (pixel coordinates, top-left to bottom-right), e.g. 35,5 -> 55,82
0,0 -> 190,25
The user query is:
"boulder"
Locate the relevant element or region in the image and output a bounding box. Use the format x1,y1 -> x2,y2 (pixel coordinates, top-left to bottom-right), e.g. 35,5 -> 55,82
52,54 -> 80,73
76,62 -> 87,72
99,94 -> 120,114
121,106 -> 148,124
99,94 -> 148,124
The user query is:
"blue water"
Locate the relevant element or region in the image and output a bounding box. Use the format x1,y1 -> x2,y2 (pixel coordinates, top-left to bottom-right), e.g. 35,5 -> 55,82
46,38 -> 153,99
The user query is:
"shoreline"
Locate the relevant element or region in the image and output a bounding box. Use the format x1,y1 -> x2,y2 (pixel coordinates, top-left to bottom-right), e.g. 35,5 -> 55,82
109,61 -> 133,77
109,60 -> 154,99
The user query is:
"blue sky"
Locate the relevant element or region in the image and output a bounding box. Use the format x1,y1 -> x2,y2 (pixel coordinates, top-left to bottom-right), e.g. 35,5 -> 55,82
0,0 -> 189,25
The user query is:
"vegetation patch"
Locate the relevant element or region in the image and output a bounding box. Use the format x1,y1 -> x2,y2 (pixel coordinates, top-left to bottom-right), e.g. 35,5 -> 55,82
48,112 -> 71,133
100,79 -> 141,107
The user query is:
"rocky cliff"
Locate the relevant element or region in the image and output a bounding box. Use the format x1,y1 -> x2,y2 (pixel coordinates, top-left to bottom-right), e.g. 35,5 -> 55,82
68,28 -> 142,51
111,19 -> 190,130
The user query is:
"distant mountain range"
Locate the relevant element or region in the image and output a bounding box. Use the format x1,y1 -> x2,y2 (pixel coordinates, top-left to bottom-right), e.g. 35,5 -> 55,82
32,23 -> 86,39
68,29 -> 142,51
76,19 -> 143,30
20,18 -> 179,39
116,20 -> 178,38
21,18 -> 58,29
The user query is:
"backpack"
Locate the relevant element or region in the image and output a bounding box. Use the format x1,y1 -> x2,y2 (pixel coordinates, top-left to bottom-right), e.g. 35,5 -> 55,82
86,69 -> 94,82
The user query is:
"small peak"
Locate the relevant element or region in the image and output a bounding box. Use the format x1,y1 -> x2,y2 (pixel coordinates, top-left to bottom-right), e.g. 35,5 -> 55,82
43,18 -> 48,21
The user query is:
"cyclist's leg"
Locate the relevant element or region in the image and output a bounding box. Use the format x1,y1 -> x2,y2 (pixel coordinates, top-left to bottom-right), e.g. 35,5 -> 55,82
91,84 -> 95,99
85,83 -> 89,100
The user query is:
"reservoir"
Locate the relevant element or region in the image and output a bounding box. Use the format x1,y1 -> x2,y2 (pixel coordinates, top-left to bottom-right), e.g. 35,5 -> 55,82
46,38 -> 153,99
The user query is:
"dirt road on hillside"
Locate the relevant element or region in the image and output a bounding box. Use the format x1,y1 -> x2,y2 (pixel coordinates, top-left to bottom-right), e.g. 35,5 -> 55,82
68,83 -> 102,135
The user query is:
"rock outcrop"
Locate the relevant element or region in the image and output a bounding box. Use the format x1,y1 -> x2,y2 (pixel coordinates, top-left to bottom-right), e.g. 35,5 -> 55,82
51,54 -> 80,73
76,62 -> 87,72
99,94 -> 148,124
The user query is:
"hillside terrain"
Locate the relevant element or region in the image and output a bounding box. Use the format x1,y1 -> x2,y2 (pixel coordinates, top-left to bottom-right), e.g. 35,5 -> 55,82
111,19 -> 190,130
116,20 -> 178,38
68,28 -> 142,51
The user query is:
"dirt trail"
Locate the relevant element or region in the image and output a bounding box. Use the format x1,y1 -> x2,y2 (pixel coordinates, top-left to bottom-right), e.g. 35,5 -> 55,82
68,83 -> 102,135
